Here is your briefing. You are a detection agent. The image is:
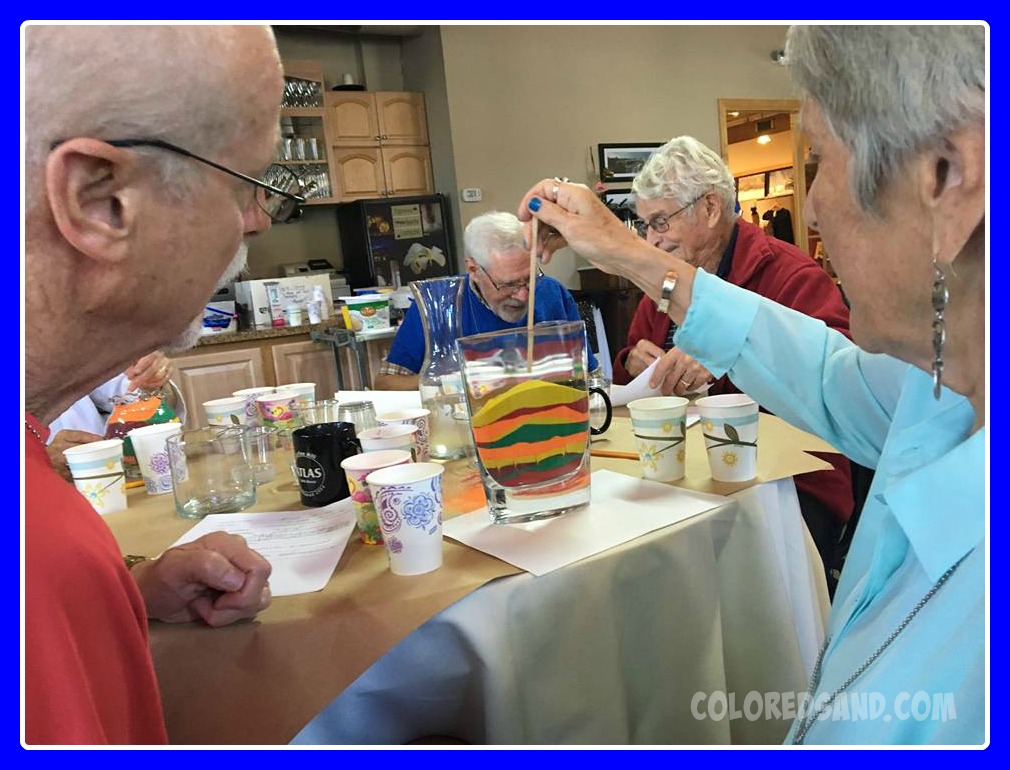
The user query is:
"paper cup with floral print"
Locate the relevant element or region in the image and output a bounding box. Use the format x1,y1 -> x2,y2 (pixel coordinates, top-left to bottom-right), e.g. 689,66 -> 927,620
357,424 -> 418,460
278,382 -> 317,409
232,386 -> 277,425
627,396 -> 689,483
695,394 -> 759,482
366,462 -> 445,576
203,396 -> 249,427
256,389 -> 302,430
64,438 -> 127,514
377,408 -> 431,461
341,449 -> 413,544
128,422 -> 182,495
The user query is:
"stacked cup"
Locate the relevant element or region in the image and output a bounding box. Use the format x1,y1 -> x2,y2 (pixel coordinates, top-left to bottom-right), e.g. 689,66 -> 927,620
63,438 -> 128,515
203,396 -> 249,427
377,408 -> 431,461
357,424 -> 419,461
128,422 -> 183,495
256,389 -> 302,430
233,386 -> 277,425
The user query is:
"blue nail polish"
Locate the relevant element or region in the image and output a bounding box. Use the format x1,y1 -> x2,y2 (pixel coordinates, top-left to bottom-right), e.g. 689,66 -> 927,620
528,197 -> 542,212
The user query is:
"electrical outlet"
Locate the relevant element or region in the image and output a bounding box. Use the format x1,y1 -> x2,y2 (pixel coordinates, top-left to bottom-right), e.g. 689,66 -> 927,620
461,187 -> 483,203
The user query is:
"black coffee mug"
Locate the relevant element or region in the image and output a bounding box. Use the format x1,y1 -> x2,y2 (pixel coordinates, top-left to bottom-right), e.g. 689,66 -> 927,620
292,421 -> 361,506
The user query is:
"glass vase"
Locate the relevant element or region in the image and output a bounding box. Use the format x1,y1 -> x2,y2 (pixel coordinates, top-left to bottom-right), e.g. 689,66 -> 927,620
411,276 -> 472,460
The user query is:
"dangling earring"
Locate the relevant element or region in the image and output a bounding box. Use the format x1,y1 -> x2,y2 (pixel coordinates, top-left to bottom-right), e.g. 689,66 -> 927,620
931,257 -> 948,400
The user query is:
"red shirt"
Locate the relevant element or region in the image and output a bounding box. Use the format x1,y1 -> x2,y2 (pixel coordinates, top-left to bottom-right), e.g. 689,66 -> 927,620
24,416 -> 167,744
613,221 -> 854,523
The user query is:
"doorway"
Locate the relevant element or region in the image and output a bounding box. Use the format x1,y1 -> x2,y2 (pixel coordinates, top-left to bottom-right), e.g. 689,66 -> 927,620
717,98 -> 809,254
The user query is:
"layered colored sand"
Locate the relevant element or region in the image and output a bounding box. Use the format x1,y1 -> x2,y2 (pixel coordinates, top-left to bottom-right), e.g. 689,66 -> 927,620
470,380 -> 589,487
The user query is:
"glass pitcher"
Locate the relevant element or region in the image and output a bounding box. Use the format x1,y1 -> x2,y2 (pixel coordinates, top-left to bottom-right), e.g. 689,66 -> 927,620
410,276 -> 472,460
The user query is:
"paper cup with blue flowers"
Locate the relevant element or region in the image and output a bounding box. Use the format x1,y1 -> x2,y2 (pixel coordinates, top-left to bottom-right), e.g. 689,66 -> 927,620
63,438 -> 127,514
695,394 -> 759,482
627,396 -> 690,482
366,462 -> 445,576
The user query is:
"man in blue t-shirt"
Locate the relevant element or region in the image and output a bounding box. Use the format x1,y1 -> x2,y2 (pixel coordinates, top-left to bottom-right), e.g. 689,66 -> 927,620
374,211 -> 597,390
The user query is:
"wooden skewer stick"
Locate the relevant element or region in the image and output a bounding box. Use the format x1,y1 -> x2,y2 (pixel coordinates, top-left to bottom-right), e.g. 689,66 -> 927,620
526,217 -> 539,371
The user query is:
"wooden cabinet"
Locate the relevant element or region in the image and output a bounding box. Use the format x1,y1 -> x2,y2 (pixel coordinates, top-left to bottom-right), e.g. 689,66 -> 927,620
169,346 -> 266,429
325,90 -> 433,201
326,92 -> 428,147
278,61 -> 336,205
169,335 -> 336,428
270,340 -> 339,398
331,146 -> 434,200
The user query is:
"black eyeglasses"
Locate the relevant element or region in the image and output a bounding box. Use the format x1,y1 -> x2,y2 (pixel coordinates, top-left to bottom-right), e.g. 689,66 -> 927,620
477,262 -> 544,294
633,193 -> 706,237
50,138 -> 306,223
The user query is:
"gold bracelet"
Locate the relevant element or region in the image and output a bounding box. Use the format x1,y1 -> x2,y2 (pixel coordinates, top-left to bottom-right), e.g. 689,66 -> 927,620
656,269 -> 678,315
123,554 -> 150,571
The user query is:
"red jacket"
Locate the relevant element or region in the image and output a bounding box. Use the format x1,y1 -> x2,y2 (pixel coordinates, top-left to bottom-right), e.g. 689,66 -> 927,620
613,220 -> 855,523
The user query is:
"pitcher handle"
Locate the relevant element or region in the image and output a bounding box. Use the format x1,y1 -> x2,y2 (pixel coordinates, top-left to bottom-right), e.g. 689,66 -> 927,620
589,387 -> 612,435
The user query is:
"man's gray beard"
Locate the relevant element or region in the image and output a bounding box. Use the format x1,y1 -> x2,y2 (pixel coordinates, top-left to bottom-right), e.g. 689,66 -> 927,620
163,242 -> 248,353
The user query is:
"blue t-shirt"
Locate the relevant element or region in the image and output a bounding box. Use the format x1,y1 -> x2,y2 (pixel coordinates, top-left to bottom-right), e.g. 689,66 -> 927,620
386,274 -> 598,373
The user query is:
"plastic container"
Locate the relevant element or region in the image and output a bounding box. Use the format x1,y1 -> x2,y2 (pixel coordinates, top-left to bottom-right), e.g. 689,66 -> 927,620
340,294 -> 390,331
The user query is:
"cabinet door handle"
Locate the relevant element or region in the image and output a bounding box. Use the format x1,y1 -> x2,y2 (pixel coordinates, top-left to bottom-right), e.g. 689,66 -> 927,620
375,135 -> 381,141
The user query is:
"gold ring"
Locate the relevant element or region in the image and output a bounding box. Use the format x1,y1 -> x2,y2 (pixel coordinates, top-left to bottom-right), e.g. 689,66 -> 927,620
680,378 -> 691,386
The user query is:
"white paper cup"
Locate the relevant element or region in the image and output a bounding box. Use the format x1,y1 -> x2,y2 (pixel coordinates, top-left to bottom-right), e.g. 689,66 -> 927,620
358,424 -> 418,459
628,396 -> 689,482
233,386 -> 277,425
696,393 -> 759,482
63,438 -> 127,515
366,462 -> 445,576
278,382 -> 317,409
377,408 -> 431,461
341,449 -> 413,544
256,389 -> 302,430
203,396 -> 249,427
128,422 -> 183,495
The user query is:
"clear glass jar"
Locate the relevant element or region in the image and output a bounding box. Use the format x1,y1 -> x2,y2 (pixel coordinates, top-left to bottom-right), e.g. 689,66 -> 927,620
411,276 -> 472,460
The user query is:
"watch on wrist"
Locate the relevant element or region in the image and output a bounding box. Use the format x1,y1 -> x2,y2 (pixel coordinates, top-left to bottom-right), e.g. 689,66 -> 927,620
123,554 -> 150,571
656,269 -> 678,315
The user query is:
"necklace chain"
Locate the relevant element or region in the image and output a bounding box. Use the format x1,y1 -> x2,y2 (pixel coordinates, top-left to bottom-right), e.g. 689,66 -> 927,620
25,420 -> 45,444
792,550 -> 971,744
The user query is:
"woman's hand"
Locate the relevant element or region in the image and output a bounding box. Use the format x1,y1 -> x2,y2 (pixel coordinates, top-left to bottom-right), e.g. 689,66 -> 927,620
125,351 -> 172,392
517,179 -> 643,267
47,429 -> 105,481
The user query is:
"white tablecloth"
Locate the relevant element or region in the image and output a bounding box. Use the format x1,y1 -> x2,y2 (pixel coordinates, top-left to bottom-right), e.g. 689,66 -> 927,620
292,478 -> 828,745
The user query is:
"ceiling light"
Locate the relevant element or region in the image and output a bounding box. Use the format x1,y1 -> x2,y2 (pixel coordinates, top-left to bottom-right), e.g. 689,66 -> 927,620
756,134 -> 772,145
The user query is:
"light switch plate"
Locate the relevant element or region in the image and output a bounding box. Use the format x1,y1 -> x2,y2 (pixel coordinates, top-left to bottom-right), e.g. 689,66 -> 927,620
461,187 -> 483,202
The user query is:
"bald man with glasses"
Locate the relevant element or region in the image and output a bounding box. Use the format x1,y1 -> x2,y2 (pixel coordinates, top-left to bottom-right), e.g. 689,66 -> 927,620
375,211 -> 597,391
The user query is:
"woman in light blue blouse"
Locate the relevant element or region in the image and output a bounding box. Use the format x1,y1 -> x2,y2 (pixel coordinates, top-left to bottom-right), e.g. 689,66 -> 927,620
520,25 -> 985,745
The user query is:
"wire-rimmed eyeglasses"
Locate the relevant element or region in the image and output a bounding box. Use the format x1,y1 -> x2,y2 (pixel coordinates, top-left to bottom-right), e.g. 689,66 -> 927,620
632,193 -> 706,237
49,138 -> 306,223
477,262 -> 544,294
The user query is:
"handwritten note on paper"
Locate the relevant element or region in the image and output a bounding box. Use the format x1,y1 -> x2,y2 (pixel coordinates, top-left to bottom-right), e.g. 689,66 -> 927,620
168,500 -> 357,596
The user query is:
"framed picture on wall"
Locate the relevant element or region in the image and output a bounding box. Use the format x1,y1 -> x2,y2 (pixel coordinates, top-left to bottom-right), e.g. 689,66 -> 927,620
603,188 -> 636,220
598,143 -> 662,182
735,171 -> 768,202
767,167 -> 795,197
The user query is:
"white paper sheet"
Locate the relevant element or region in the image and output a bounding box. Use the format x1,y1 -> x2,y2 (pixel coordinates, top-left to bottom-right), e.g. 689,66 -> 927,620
334,390 -> 422,415
442,469 -> 728,576
610,360 -> 709,407
168,500 -> 357,596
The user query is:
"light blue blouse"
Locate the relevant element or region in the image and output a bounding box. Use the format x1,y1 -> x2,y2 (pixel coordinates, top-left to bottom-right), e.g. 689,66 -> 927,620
677,269 -> 985,745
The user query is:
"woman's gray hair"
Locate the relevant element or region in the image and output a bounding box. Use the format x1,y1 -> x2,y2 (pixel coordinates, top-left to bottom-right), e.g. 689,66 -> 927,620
463,211 -> 527,267
631,136 -> 737,219
786,24 -> 985,214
